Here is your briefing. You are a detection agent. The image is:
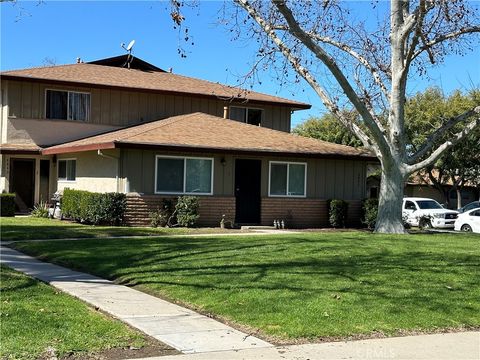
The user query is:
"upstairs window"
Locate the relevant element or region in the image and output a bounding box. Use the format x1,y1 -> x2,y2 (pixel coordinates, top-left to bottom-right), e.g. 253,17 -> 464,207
58,159 -> 76,181
46,90 -> 90,121
269,161 -> 307,197
229,107 -> 263,126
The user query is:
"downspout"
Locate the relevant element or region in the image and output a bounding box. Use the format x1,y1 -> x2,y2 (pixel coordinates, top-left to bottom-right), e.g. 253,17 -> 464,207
97,150 -> 120,193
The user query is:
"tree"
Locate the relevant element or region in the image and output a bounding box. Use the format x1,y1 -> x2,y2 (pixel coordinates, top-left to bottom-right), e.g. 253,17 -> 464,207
293,111 -> 363,147
295,88 -> 480,208
172,1 -> 480,233
405,88 -> 480,208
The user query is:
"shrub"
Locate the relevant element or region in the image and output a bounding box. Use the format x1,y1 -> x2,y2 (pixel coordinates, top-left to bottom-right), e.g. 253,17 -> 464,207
0,193 -> 15,217
150,199 -> 175,227
362,198 -> 379,229
175,196 -> 200,227
328,199 -> 348,228
31,201 -> 50,218
61,188 -> 126,225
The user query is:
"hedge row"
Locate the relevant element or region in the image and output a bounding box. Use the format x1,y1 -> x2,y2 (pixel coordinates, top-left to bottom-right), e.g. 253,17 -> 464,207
61,188 -> 126,225
1,193 -> 16,217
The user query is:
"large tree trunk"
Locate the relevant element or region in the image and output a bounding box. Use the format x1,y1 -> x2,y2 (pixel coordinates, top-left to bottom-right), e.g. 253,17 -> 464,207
375,159 -> 407,234
456,188 -> 462,209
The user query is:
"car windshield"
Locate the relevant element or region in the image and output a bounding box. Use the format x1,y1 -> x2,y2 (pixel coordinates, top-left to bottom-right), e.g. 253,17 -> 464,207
416,200 -> 443,210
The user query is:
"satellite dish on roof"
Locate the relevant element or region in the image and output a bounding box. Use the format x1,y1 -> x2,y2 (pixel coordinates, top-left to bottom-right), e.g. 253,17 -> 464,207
120,39 -> 136,69
127,40 -> 135,51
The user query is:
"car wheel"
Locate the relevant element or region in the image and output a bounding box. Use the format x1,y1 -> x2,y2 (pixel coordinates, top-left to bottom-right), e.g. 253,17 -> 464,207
461,224 -> 473,232
419,218 -> 432,229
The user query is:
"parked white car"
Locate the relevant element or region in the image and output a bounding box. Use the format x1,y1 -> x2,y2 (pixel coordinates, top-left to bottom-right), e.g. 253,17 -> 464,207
402,197 -> 458,229
454,208 -> 480,233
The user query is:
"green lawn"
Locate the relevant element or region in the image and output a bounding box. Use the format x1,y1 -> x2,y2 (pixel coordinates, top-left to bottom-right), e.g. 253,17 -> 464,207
0,265 -> 145,360
10,231 -> 480,342
0,216 -> 235,241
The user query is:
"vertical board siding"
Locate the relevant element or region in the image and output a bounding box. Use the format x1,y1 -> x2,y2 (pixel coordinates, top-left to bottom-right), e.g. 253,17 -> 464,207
31,83 -> 40,118
6,80 -> 293,132
21,83 -> 32,118
91,88 -> 102,124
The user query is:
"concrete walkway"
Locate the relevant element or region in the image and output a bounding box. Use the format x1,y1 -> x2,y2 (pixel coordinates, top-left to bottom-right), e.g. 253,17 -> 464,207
0,246 -> 272,354
2,246 -> 479,359
136,331 -> 480,360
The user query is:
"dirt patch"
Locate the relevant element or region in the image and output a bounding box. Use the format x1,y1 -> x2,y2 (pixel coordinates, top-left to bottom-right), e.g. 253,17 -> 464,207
38,338 -> 180,360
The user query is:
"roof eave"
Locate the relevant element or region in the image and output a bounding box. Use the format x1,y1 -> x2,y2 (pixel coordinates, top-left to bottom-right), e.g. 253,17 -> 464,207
114,141 -> 377,160
0,148 -> 42,155
0,74 -> 311,109
41,141 -> 116,155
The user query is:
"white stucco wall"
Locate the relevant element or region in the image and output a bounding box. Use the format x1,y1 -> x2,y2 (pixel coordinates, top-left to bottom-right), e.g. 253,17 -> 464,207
56,150 -> 120,194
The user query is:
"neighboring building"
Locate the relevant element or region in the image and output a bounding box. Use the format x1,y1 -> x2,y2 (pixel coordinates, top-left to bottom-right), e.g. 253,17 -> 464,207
404,172 -> 479,209
0,55 -> 376,227
366,165 -> 479,209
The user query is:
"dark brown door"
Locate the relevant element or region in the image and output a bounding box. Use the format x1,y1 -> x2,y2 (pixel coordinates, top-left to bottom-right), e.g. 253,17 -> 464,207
235,159 -> 261,224
10,159 -> 35,211
39,160 -> 50,202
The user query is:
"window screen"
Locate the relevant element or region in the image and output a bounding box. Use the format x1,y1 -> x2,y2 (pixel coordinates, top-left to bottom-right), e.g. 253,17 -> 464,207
156,158 -> 184,193
58,159 -> 76,181
269,162 -> 306,197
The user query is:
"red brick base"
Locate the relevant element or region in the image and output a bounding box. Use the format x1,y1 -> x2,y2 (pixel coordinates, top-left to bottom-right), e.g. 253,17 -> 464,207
260,198 -> 362,228
124,195 -> 235,227
124,194 -> 362,228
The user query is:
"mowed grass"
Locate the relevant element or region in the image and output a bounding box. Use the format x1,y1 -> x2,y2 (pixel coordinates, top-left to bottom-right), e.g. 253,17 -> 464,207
0,265 -> 145,360
11,231 -> 480,341
0,216 -> 234,241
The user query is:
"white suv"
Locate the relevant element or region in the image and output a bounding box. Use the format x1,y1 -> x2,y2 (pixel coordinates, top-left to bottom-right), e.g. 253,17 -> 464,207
402,197 -> 458,229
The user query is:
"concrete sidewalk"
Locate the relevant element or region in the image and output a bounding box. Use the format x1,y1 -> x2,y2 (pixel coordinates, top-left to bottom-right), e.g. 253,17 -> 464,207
0,246 -> 272,354
2,246 -> 478,360
135,331 -> 480,359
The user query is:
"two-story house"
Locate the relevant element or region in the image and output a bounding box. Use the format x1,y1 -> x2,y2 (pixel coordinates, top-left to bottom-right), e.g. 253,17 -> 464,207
0,55 -> 376,227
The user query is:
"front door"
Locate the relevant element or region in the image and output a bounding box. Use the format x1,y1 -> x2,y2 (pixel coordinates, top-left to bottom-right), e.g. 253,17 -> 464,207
235,159 -> 261,224
10,159 -> 35,212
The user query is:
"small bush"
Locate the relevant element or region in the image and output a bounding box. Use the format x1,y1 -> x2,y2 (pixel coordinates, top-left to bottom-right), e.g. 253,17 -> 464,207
31,201 -> 50,218
362,198 -> 378,229
0,193 -> 15,217
328,199 -> 348,228
175,196 -> 200,227
61,188 -> 126,225
150,199 -> 175,227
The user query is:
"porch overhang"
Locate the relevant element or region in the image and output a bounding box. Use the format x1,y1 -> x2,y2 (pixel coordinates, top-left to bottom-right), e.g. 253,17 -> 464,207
0,144 -> 42,155
42,140 -> 378,161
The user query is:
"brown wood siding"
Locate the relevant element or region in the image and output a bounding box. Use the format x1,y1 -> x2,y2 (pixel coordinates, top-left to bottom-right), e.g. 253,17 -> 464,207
124,194 -> 235,227
6,80 -> 293,132
122,149 -> 367,200
261,198 -> 362,228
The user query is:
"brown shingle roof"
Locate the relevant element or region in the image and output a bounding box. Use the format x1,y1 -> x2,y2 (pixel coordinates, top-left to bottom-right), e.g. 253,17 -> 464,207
43,112 -> 375,159
1,63 -> 310,109
0,143 -> 42,154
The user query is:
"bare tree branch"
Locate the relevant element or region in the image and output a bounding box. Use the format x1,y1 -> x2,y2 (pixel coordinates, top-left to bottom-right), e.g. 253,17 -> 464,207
407,115 -> 480,173
234,0 -> 377,152
307,33 -> 390,97
409,106 -> 480,163
270,0 -> 390,154
412,26 -> 480,60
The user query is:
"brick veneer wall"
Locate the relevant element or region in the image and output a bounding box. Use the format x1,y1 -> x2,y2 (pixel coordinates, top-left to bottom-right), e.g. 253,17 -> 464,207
125,194 -> 362,228
124,194 -> 235,227
260,198 -> 363,228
